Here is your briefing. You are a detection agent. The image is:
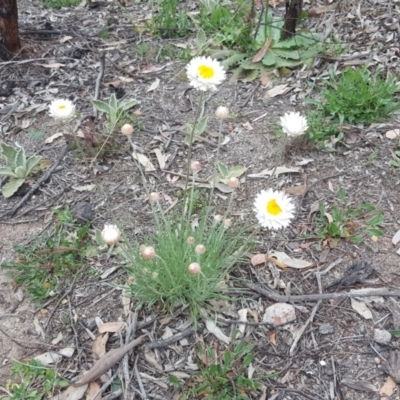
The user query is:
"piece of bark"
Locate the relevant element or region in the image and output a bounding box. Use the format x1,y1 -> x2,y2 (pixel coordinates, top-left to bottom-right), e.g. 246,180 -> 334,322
281,0 -> 303,40
0,0 -> 21,56
383,350 -> 400,383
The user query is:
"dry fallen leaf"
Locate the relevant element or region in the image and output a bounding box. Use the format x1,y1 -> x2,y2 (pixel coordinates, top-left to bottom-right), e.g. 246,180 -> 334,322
242,121 -> 254,131
205,319 -> 231,344
38,63 -> 65,68
379,376 -> 397,396
132,153 -> 156,172
51,384 -> 88,400
248,166 -> 301,178
85,382 -> 101,400
252,37 -> 273,63
45,132 -> 63,144
350,298 -> 373,320
392,229 -> 400,245
284,185 -> 306,195
251,253 -> 267,266
92,332 -> 109,359
147,78 -> 160,92
264,84 -> 290,98
98,322 -> 126,333
268,251 -> 313,269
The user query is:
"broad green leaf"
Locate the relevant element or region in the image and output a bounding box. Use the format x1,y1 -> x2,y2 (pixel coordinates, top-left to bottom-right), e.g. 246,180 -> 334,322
227,165 -> 247,178
272,48 -> 302,60
366,211 -> 384,226
109,94 -> 118,111
0,142 -> 18,169
195,116 -> 208,135
274,55 -> 303,68
261,52 -> 276,66
25,156 -> 42,176
15,147 -> 26,168
338,187 -> 346,202
0,166 -> 18,177
95,228 -> 106,246
217,162 -> 229,178
120,99 -> 139,112
2,178 -> 25,198
221,52 -> 247,70
365,228 -> 384,236
389,330 -> 400,337
14,165 -> 27,179
92,100 -> 111,114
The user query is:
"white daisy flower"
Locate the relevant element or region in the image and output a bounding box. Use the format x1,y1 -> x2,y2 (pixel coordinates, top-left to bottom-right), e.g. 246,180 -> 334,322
49,99 -> 76,120
186,56 -> 226,92
280,112 -> 308,137
253,189 -> 295,230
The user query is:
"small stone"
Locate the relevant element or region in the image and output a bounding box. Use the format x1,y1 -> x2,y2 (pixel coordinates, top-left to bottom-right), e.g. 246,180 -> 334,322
71,201 -> 94,224
374,357 -> 381,364
374,329 -> 392,345
263,303 -> 296,327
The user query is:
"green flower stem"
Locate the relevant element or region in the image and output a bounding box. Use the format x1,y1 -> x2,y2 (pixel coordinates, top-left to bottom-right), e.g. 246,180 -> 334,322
184,92 -> 204,192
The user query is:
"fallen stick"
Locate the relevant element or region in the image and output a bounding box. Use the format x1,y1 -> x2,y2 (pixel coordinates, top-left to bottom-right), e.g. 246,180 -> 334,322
72,335 -> 147,386
241,280 -> 400,302
0,145 -> 68,219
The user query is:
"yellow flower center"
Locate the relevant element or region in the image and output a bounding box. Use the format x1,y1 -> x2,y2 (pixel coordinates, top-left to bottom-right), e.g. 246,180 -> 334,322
266,199 -> 282,216
198,65 -> 215,79
58,105 -> 66,110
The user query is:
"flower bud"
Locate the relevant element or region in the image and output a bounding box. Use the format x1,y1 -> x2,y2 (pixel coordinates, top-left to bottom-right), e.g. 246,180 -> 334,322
121,123 -> 134,136
149,192 -> 160,202
187,236 -> 196,245
215,106 -> 229,120
190,161 -> 202,172
142,246 -> 156,260
227,177 -> 239,189
195,244 -> 206,255
214,214 -> 223,223
101,224 -> 121,246
188,262 -> 201,275
224,219 -> 232,228
151,271 -> 158,279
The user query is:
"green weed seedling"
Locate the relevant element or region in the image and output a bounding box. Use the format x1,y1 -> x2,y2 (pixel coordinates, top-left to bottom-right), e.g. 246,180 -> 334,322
150,0 -> 192,38
2,207 -> 91,305
176,341 -> 261,400
314,188 -> 384,245
3,359 -> 68,400
92,94 -> 139,130
305,111 -> 343,151
40,0 -> 80,9
0,142 -> 43,198
389,140 -> 400,168
311,66 -> 400,124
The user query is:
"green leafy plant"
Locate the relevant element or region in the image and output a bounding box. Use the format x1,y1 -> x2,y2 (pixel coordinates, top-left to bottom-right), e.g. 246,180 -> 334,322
3,359 -> 68,400
150,0 -> 192,38
177,341 -> 260,399
198,0 -> 253,50
313,188 -> 384,245
312,66 -> 400,124
2,207 -> 91,305
123,202 -> 251,318
92,94 -> 139,129
305,111 -> 344,151
210,10 -> 321,81
0,143 -> 42,198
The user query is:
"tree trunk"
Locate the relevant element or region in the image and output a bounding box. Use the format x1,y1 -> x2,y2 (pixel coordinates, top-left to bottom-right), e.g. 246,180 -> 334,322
0,0 -> 21,55
281,0 -> 303,40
